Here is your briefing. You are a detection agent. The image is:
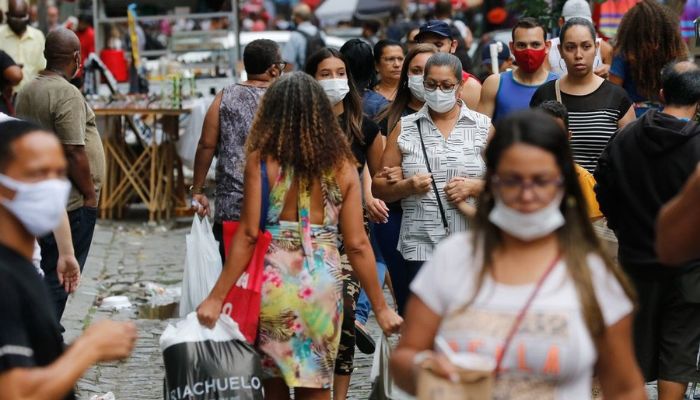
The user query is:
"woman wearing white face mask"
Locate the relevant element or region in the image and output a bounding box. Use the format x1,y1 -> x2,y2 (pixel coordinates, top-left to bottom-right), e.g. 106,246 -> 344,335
304,48 -> 395,400
391,110 -> 645,399
373,53 -> 490,307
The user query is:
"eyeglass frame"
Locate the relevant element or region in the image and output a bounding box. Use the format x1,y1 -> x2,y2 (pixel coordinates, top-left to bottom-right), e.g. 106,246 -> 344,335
491,175 -> 564,201
423,79 -> 459,93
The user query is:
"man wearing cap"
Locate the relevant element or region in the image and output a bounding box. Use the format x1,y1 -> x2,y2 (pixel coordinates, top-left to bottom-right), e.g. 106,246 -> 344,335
477,40 -> 512,81
477,17 -> 556,122
546,0 -> 612,78
415,20 -> 482,110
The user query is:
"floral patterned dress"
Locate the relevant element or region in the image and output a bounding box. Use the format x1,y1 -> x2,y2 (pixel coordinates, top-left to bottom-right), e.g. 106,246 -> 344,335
257,169 -> 344,389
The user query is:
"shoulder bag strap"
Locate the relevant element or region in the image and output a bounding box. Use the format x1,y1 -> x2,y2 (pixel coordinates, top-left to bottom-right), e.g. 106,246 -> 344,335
259,160 -> 270,232
554,79 -> 562,104
415,122 -> 450,235
494,253 -> 562,375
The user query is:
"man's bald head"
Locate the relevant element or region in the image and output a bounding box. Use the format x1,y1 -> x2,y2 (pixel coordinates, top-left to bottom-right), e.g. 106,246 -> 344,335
8,0 -> 28,15
293,4 -> 312,22
6,0 -> 29,36
44,28 -> 81,72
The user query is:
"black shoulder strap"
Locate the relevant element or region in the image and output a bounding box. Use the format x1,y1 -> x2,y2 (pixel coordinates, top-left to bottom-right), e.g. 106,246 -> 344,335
415,122 -> 450,234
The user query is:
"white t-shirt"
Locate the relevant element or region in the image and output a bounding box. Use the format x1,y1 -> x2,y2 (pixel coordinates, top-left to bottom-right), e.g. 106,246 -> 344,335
548,37 -> 603,77
410,232 -> 632,400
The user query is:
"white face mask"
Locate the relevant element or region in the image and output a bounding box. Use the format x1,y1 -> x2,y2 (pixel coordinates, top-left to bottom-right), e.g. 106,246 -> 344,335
408,75 -> 425,102
0,174 -> 71,237
488,193 -> 565,241
424,87 -> 457,113
319,78 -> 349,106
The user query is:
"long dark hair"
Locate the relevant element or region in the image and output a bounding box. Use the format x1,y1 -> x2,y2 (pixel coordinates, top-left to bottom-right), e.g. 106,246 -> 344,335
377,43 -> 437,133
614,0 -> 688,99
340,38 -> 377,92
246,72 -> 354,181
469,110 -> 635,337
304,48 -> 364,145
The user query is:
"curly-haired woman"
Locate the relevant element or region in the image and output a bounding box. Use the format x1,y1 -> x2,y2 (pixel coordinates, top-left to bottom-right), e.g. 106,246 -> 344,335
610,0 -> 688,117
196,72 -> 402,400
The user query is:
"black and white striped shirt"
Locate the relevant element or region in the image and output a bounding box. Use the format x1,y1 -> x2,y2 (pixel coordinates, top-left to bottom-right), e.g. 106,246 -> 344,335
530,80 -> 633,173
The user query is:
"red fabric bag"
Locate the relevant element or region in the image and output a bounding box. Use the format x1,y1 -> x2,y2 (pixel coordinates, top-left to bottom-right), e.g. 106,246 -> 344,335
220,161 -> 271,344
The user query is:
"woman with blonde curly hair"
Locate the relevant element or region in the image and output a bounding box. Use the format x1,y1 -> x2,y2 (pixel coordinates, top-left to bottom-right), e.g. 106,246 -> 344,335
197,72 -> 402,400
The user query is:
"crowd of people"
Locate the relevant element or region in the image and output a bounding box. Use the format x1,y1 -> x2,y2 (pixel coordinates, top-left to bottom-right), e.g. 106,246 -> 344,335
3,0 -> 700,399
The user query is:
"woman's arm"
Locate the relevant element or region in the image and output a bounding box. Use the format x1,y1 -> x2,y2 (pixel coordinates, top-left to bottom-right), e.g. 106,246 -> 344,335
372,122 -> 431,203
54,210 -> 80,293
191,92 -> 223,217
618,106 -> 636,129
391,295 -> 457,394
197,152 -> 263,328
338,162 -> 402,335
363,165 -> 389,224
595,315 -> 646,399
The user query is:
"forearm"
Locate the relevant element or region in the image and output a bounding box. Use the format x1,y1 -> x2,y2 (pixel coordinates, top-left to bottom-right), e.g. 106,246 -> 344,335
456,202 -> 476,217
1,337 -> 97,400
64,148 -> 96,201
208,232 -> 257,300
53,212 -> 74,256
362,165 -> 373,201
372,178 -> 414,203
192,144 -> 216,189
390,347 -> 421,394
346,241 -> 388,313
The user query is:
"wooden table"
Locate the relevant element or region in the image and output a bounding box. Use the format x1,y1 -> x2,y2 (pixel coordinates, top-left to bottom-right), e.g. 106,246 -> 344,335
93,105 -> 191,223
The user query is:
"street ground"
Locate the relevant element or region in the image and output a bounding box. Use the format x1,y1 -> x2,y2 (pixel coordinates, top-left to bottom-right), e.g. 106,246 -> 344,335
63,220 -> 682,399
63,219 -> 379,399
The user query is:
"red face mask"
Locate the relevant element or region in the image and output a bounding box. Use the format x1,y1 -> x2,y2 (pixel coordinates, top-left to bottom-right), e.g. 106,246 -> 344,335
512,48 -> 547,73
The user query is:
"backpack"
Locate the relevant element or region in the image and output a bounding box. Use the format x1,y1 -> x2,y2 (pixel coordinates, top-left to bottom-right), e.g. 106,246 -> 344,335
296,29 -> 326,69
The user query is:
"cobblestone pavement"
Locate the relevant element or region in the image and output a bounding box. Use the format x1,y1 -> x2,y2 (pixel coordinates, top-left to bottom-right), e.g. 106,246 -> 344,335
63,221 -> 692,400
63,220 -> 381,400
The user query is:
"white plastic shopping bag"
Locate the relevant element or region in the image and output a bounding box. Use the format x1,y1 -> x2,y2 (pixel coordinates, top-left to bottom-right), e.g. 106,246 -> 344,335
179,216 -> 222,317
160,313 -> 263,400
370,334 -> 415,400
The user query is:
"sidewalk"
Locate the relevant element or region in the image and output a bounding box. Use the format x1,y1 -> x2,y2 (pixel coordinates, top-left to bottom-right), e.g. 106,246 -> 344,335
63,220 -> 379,399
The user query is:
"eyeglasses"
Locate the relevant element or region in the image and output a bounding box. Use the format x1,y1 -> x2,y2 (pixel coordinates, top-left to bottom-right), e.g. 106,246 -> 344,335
274,61 -> 288,70
381,56 -> 405,64
423,80 -> 457,93
491,175 -> 564,201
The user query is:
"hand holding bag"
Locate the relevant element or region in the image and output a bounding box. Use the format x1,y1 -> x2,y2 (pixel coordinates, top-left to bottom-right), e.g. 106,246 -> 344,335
221,161 -> 272,344
417,254 -> 562,400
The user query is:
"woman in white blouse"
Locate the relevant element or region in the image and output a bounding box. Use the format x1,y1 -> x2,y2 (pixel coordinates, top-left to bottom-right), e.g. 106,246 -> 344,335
373,53 -> 490,313
390,110 -> 645,399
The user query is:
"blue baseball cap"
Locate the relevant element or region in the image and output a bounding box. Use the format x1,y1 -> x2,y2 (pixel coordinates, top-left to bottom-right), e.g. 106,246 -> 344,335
415,20 -> 453,41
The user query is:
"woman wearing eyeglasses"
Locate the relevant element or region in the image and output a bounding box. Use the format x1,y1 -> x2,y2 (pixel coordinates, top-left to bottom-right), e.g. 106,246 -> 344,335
390,110 -> 645,399
373,52 -> 490,312
371,40 -> 405,107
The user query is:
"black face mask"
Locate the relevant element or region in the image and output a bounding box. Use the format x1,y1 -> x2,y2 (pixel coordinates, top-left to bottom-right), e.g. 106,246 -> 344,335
7,15 -> 28,35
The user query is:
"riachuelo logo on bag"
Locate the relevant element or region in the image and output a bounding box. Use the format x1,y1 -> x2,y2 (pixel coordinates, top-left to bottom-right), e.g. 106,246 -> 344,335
167,376 -> 263,400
